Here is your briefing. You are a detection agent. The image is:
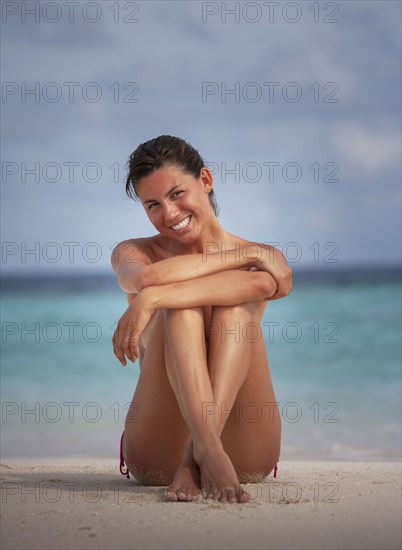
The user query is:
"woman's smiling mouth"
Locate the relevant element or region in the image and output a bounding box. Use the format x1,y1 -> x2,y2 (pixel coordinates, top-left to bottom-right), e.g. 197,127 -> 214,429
170,215 -> 192,232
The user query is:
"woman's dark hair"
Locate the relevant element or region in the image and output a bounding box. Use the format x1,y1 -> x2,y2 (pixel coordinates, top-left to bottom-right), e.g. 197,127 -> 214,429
125,135 -> 219,217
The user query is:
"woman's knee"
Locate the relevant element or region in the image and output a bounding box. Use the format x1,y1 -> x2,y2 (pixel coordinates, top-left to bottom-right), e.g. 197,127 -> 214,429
163,307 -> 207,348
206,303 -> 260,345
209,302 -> 259,335
211,302 -> 259,322
163,306 -> 204,326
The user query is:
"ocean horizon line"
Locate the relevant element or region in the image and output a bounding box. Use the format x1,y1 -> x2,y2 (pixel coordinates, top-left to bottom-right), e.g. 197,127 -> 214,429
1,263 -> 401,294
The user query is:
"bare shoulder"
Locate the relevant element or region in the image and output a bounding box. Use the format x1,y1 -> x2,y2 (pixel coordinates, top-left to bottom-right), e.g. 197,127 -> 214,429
111,236 -> 161,269
111,236 -> 161,301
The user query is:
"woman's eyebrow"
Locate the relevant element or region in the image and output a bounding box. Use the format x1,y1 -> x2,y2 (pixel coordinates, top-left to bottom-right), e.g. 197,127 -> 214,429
143,185 -> 182,205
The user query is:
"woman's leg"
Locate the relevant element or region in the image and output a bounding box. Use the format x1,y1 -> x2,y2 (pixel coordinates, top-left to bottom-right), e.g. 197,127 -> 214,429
164,302 -> 280,502
123,309 -> 193,485
163,305 -> 252,503
123,303 -> 280,500
210,304 -> 281,481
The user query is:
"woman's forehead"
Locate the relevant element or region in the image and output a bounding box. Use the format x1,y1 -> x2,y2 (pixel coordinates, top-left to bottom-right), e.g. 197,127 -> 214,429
136,167 -> 195,199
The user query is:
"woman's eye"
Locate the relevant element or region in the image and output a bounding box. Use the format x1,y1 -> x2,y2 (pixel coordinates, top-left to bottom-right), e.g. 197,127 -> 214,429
147,191 -> 182,210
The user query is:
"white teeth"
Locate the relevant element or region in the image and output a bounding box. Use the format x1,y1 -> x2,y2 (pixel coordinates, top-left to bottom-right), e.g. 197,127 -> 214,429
171,215 -> 191,231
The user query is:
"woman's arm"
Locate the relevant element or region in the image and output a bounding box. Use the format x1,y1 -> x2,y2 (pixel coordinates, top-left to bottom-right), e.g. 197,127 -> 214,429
113,269 -> 277,365
144,269 -> 276,311
112,239 -> 259,294
112,239 -> 291,299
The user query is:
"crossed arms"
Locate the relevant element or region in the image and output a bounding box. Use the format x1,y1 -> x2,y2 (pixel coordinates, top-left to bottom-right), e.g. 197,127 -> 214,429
111,240 -> 292,365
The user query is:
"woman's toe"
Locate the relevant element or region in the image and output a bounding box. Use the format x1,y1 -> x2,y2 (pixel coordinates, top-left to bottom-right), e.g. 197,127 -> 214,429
239,490 -> 251,503
177,489 -> 188,501
165,488 -> 178,501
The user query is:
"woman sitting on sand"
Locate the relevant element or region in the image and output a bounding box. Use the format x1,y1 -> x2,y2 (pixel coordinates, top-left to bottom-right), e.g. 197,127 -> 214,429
111,135 -> 292,503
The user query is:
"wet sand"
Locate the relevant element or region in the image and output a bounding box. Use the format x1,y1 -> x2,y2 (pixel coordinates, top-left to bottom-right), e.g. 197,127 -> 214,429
1,459 -> 400,550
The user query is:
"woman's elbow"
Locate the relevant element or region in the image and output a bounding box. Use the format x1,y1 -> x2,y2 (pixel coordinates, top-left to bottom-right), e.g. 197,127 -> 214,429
137,266 -> 153,292
117,266 -> 151,294
254,272 -> 277,300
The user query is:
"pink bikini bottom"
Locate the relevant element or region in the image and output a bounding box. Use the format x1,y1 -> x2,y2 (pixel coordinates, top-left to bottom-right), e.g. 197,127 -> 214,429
119,431 -> 278,480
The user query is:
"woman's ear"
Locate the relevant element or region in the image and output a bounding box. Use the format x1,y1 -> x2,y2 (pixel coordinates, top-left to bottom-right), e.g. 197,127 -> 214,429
200,167 -> 213,194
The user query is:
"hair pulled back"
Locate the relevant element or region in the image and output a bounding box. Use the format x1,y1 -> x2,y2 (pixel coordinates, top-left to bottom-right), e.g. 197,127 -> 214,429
125,135 -> 219,216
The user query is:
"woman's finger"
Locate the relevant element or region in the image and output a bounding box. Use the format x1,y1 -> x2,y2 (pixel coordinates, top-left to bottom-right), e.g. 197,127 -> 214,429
125,321 -> 140,362
121,325 -> 139,363
128,334 -> 139,362
117,322 -> 137,364
113,327 -> 128,366
114,345 -> 127,366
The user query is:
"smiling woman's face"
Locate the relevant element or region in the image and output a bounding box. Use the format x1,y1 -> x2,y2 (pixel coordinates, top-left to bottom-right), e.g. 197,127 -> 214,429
135,165 -> 214,242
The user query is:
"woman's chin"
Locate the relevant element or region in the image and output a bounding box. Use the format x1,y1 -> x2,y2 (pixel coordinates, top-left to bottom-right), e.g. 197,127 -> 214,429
169,223 -> 194,240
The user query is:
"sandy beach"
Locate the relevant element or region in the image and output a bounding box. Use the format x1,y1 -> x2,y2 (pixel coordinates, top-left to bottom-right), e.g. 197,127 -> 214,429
1,459 -> 400,550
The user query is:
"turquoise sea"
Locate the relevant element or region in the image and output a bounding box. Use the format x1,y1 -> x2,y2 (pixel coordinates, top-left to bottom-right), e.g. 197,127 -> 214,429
1,268 -> 401,462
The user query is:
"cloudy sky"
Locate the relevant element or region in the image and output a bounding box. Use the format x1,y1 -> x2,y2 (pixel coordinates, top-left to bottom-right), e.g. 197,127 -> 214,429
1,0 -> 400,273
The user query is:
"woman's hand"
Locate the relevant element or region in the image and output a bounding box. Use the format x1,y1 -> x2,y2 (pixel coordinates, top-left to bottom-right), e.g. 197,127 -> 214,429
255,245 -> 292,301
112,290 -> 155,366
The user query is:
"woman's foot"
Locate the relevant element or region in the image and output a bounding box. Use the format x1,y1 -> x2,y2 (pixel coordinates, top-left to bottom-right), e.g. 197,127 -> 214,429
194,439 -> 251,504
165,462 -> 202,502
165,442 -> 202,502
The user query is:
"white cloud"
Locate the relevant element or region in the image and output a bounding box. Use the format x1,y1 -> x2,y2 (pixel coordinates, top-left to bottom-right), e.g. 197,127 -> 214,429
331,124 -> 401,175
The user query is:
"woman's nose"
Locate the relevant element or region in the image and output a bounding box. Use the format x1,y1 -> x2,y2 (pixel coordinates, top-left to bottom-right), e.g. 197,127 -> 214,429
162,202 -> 179,221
